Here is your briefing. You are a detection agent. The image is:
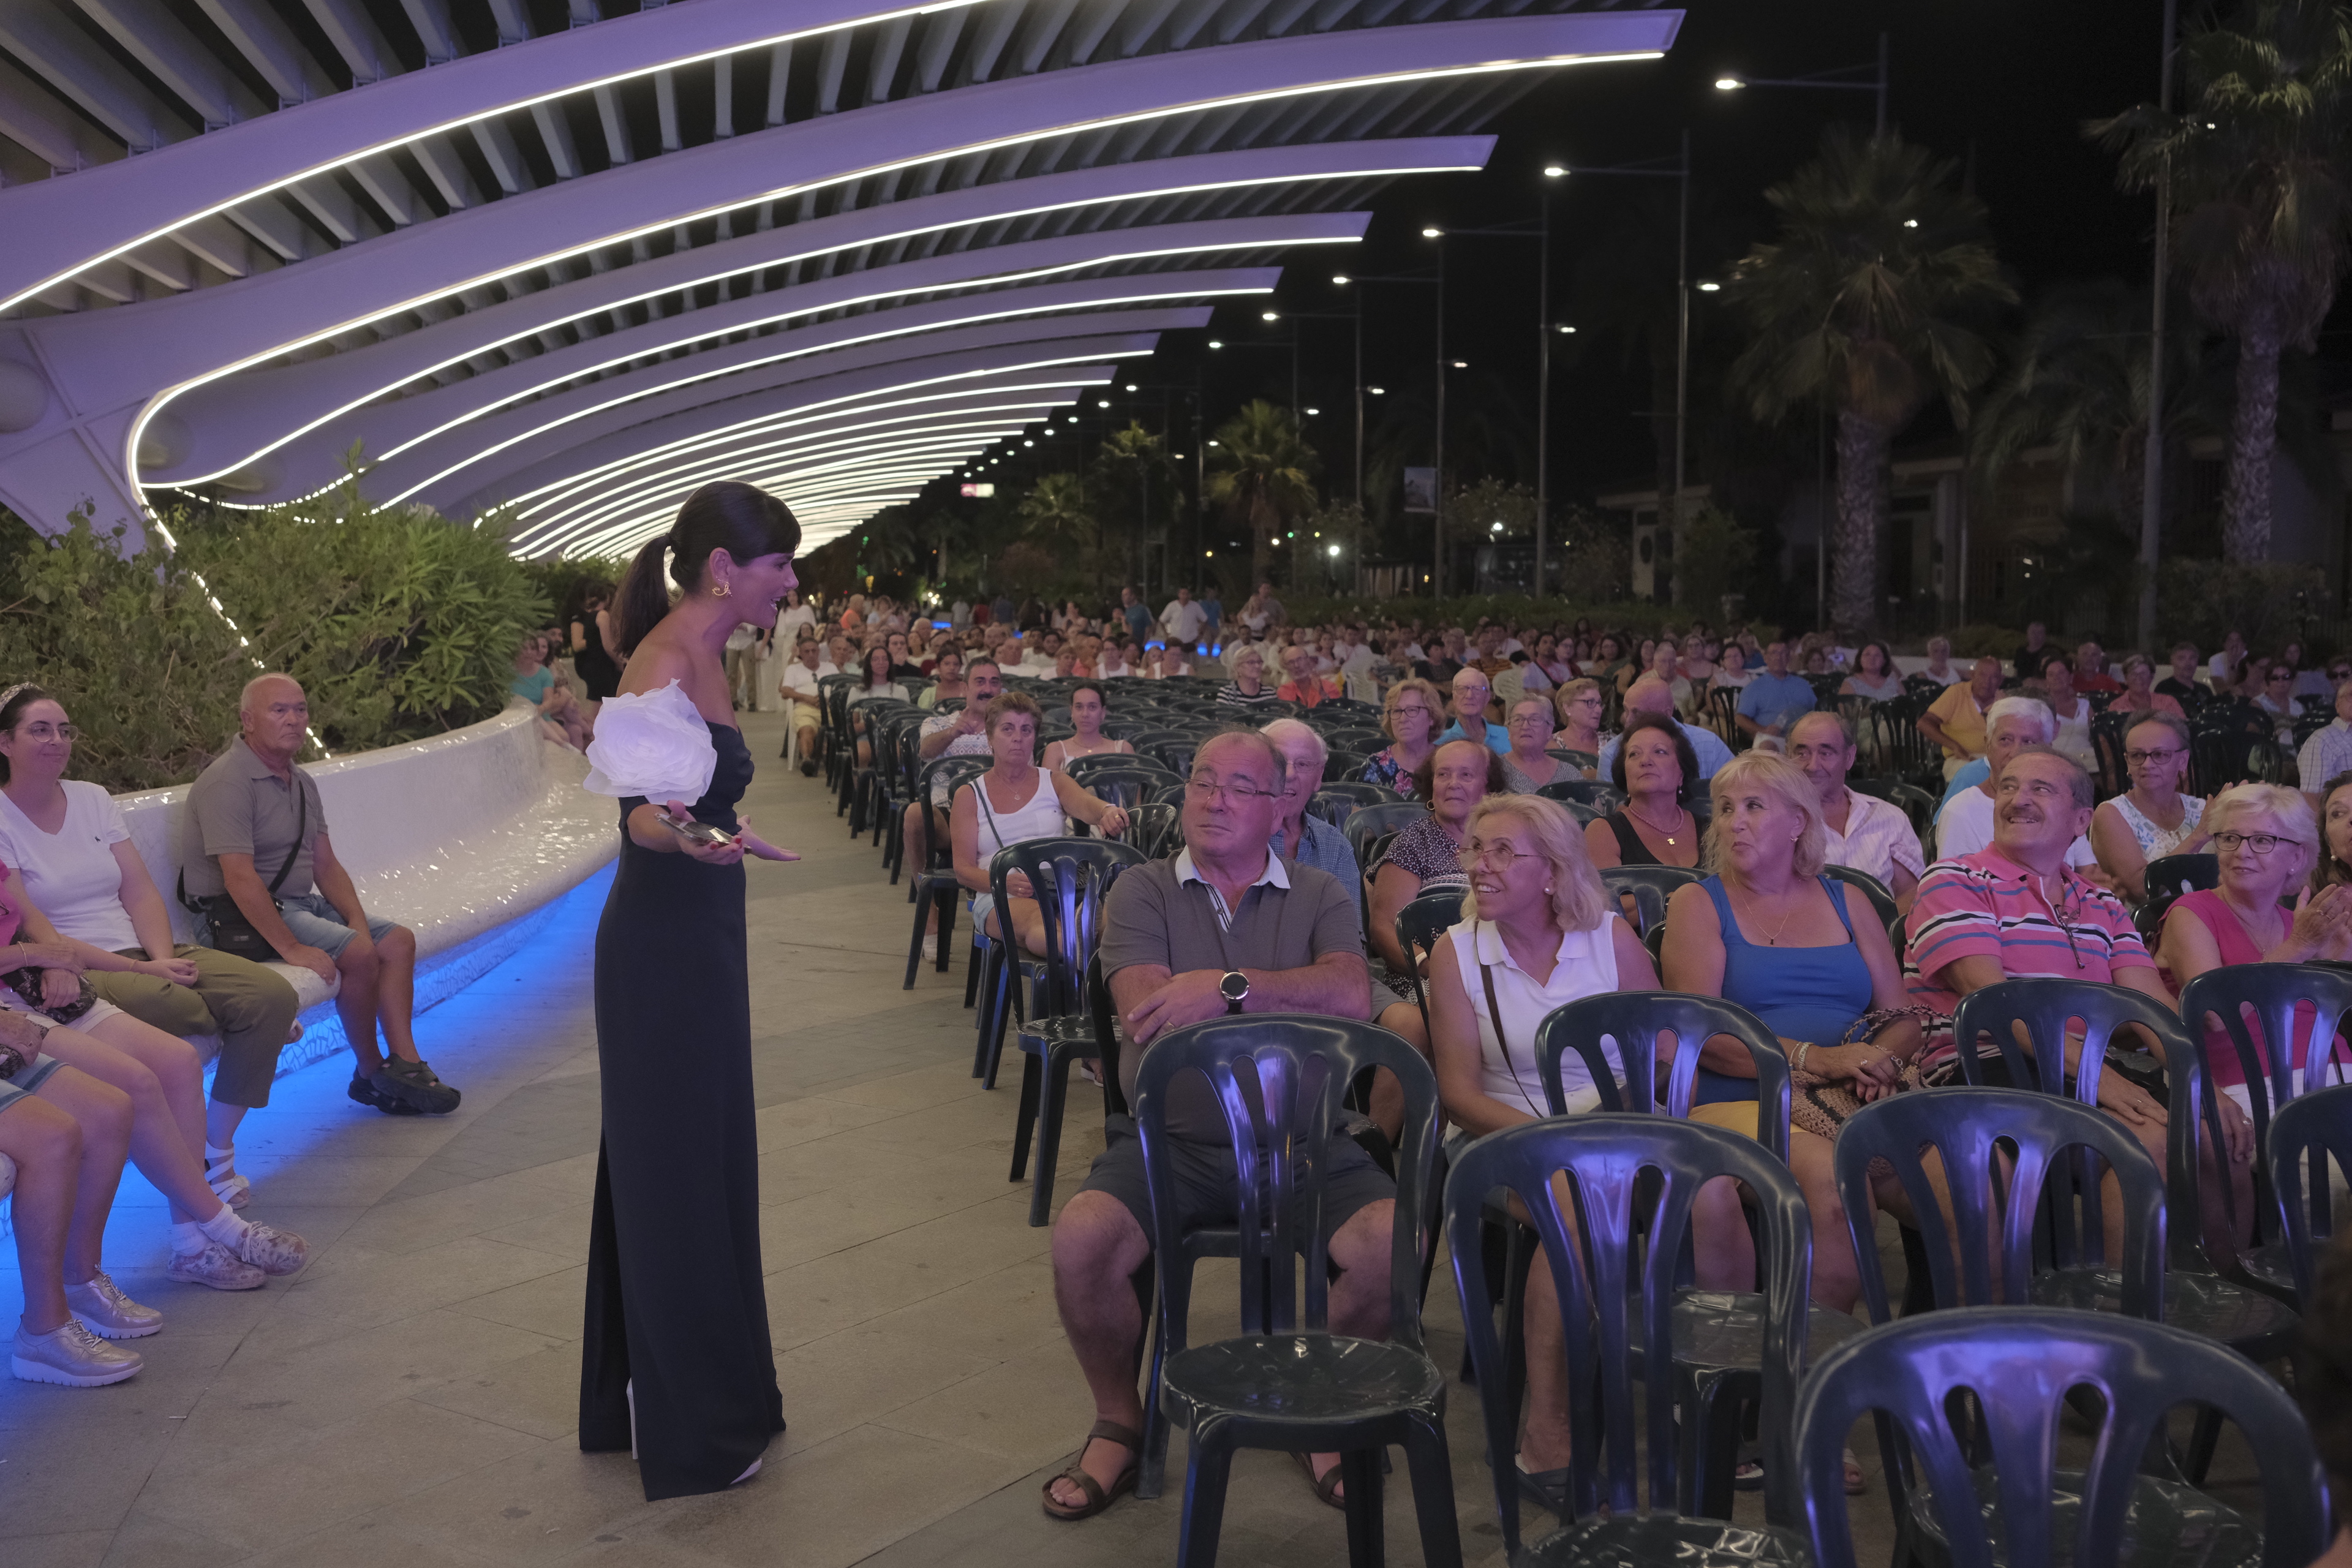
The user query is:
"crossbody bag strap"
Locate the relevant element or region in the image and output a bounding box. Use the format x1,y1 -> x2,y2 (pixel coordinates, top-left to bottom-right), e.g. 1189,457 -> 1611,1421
175,774 -> 307,913
1476,930 -> 1546,1118
267,778 -> 308,897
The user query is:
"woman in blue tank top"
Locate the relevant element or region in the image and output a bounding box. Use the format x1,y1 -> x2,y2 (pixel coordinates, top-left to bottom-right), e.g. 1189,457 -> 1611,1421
1660,754 -> 1926,1493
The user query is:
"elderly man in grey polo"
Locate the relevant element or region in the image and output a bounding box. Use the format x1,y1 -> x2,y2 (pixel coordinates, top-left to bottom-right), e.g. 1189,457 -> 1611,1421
1041,729 -> 1392,1521
181,674 -> 459,1117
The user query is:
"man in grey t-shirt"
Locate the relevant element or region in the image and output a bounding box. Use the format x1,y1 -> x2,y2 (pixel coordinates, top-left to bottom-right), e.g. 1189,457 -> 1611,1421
1040,731 -> 1393,1519
183,674 -> 458,1117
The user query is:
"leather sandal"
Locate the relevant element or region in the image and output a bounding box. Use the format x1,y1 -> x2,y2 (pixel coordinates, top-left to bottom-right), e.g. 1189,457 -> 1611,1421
1040,1419 -> 1143,1521
1291,1450 -> 1346,1510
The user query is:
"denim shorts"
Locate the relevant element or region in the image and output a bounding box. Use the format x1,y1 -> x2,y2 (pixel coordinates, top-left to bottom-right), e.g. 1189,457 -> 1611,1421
0,1053 -> 67,1115
196,891 -> 398,960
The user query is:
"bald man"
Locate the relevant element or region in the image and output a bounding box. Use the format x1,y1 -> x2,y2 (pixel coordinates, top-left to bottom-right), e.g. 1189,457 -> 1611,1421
1596,677 -> 1735,782
181,674 -> 459,1117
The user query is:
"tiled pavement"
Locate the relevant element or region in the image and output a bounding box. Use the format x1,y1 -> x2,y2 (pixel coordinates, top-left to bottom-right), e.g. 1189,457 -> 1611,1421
0,710 -> 2269,1566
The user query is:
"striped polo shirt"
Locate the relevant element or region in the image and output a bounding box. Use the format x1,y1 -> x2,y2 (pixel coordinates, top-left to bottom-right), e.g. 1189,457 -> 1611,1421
1903,846 -> 2154,1067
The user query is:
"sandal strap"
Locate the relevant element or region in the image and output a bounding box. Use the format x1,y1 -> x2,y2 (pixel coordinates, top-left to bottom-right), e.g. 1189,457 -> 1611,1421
1052,1463 -> 1107,1510
1086,1419 -> 1144,1455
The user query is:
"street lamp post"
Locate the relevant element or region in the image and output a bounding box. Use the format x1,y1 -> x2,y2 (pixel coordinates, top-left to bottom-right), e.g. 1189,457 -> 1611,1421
1335,266 -> 1442,594
1548,139 -> 1692,600
2138,0 -> 2178,654
1713,31 -> 1890,137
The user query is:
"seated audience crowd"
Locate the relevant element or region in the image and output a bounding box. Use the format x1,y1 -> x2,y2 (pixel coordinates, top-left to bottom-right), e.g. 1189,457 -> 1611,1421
17,576 -> 2351,1546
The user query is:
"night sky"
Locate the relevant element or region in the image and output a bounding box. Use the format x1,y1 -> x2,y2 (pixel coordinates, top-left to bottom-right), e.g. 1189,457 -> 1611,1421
1164,0 -> 2176,509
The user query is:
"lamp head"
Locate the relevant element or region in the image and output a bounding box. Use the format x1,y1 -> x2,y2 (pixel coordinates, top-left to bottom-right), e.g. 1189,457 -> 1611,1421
1714,74 -> 1746,91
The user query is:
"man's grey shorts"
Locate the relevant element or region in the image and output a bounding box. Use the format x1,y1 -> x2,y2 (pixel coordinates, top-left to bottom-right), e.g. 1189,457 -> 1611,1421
1074,1130 -> 1393,1248
196,891 -> 398,961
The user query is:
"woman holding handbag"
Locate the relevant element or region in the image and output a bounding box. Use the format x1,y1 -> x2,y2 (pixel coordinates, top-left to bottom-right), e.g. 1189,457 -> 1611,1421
1660,751 -> 1929,1495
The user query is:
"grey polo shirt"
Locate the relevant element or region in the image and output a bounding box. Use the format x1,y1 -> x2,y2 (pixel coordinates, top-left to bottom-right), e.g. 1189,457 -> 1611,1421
1099,848 -> 1367,1141
181,737 -> 328,900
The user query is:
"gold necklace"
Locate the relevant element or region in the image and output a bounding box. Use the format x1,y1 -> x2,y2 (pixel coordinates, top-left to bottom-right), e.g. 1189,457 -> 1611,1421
1729,885 -> 1800,945
1626,801 -> 1686,846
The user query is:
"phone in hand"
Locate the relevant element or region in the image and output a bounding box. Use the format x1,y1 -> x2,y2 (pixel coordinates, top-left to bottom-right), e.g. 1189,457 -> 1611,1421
657,810 -> 737,848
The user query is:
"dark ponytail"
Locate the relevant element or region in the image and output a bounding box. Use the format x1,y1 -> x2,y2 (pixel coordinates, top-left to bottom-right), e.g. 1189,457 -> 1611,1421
0,682 -> 54,786
611,480 -> 802,657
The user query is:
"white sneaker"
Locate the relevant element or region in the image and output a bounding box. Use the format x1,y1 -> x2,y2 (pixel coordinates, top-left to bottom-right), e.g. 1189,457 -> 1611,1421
12,1319 -> 142,1386
64,1272 -> 164,1340
229,1220 -> 309,1277
921,934 -> 939,962
165,1242 -> 265,1292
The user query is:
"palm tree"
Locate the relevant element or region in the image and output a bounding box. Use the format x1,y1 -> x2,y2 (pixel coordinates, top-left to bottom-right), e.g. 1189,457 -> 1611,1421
1725,129 -> 2015,631
2091,0 -> 2352,561
1972,279 -> 2225,529
1206,399 -> 1319,587
1090,422 -> 1177,591
1016,472 -> 1095,557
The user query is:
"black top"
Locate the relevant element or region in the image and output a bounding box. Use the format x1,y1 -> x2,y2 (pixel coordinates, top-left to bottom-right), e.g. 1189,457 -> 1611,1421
1602,811 -> 1661,867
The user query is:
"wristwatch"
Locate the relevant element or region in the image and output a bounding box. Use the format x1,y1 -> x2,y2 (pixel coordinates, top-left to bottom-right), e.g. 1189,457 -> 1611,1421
1219,970 -> 1250,1015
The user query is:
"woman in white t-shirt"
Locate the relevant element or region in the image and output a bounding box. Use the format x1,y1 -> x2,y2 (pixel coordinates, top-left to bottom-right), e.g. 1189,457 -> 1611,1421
1422,793 -> 1659,1486
0,686 -> 312,1294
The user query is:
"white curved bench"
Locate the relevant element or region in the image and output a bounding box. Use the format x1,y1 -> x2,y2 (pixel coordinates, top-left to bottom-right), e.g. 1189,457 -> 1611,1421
114,699 -> 619,1082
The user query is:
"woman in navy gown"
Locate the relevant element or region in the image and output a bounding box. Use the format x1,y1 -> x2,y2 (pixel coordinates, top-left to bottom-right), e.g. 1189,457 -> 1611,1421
578,481 -> 802,1499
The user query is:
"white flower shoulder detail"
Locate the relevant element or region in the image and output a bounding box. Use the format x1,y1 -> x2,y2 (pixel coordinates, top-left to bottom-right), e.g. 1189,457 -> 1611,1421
582,681 -> 717,803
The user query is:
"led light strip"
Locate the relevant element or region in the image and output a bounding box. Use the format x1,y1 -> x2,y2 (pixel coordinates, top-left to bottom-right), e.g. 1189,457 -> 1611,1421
121,43 -> 1659,497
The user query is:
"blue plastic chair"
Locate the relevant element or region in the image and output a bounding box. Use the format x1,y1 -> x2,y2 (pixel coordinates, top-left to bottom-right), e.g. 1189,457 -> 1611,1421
2176,963 -> 2352,1302
1599,864 -> 1702,940
1131,1016 -> 1457,1568
992,837 -> 1145,1226
1794,1309 -> 2331,1568
1533,992 -> 1848,1518
1948,979 -> 2301,1479
1833,1089 -> 2166,1324
2264,1082 -> 2352,1303
1446,1116 -> 1814,1562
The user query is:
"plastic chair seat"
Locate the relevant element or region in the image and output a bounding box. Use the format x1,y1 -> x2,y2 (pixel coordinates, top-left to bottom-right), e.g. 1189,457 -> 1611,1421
2023,1266 -> 2299,1349
2237,1240 -> 2297,1302
1526,1513 -> 1811,1568
1910,1466 -> 2263,1568
1668,1290 -> 1867,1371
1161,1333 -> 1445,1431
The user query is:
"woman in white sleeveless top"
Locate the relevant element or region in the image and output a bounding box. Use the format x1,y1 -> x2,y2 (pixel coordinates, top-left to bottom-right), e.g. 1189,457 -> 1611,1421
950,692 -> 1129,957
1422,793 -> 1656,1490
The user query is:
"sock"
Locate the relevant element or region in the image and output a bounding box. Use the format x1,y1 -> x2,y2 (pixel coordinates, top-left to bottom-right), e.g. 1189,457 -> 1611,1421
170,1221 -> 209,1257
197,1207 -> 252,1250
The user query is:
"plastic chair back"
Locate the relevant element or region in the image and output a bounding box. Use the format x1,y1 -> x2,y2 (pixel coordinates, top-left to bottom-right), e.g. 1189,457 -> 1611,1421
2266,1082 -> 2352,1300
913,755 -> 992,860
1394,891 -> 1464,1025
1342,802 -> 1429,866
1133,1016 -> 1441,1354
1793,1308 -> 2331,1568
2141,853 -> 2218,929
1536,778 -> 1623,809
1063,755 -> 1178,794
1947,977 -> 2190,1103
991,838 -> 1144,1020
1533,991 -> 1793,1162
2178,963 -> 2352,1142
1599,864 -> 1702,938
1447,1115 -> 1813,1543
1834,1089 -> 2165,1323
1125,801 -> 1183,859
1822,864 -> 1899,929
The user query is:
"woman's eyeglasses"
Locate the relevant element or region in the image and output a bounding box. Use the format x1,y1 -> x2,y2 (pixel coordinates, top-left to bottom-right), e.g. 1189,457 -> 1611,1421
1458,840 -> 1540,869
2213,831 -> 2301,855
2124,747 -> 2182,766
15,722 -> 75,742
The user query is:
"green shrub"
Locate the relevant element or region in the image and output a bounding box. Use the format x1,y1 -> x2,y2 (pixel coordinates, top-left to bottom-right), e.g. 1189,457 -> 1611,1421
0,488 -> 549,791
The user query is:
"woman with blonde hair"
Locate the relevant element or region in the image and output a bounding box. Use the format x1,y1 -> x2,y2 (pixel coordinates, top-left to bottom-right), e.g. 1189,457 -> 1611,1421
1660,752 -> 1922,1493
1362,676 -> 1442,791
1550,677 -> 1605,764
1423,793 -> 1658,1485
2157,782 -> 2352,1254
